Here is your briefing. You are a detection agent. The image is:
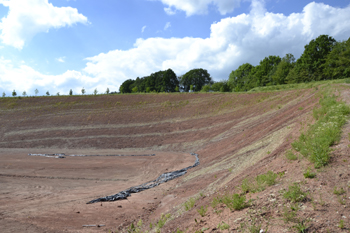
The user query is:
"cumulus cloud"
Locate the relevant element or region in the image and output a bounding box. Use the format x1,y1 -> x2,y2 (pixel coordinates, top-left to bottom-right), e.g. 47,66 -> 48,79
159,0 -> 241,16
2,1 -> 350,95
83,1 -> 350,85
0,0 -> 88,49
0,58 -> 115,96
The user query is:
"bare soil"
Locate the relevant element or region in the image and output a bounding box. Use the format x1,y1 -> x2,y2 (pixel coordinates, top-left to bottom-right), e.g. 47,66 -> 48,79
0,86 -> 349,232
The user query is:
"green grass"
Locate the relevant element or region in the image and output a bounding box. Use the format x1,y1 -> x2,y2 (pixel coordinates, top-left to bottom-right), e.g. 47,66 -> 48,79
157,213 -> 171,229
303,167 -> 316,179
248,79 -> 345,93
292,93 -> 350,168
241,171 -> 279,193
217,221 -> 230,230
184,197 -> 197,211
333,186 -> 346,195
283,183 -> 307,203
285,150 -> 298,160
219,193 -> 250,211
197,205 -> 208,217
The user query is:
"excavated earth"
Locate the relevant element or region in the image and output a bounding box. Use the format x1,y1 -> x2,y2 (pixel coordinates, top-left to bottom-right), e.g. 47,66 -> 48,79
0,85 -> 349,232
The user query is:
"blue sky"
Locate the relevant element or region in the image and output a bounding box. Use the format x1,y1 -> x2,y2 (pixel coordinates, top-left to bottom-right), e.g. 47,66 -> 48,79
0,0 -> 350,96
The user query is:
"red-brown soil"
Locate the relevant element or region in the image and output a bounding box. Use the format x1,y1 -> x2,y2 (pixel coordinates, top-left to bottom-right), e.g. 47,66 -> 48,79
0,85 -> 349,232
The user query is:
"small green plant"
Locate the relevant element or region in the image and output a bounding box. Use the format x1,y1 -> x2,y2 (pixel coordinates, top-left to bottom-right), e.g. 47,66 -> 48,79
282,205 -> 298,223
333,186 -> 346,195
94,88 -> 98,95
220,193 -> 249,211
241,171 -> 279,193
283,183 -> 307,203
69,89 -> 73,95
81,87 -> 85,95
184,197 -> 197,211
197,205 -> 208,217
303,167 -> 316,178
319,194 -> 326,206
337,196 -> 346,205
339,219 -> 345,229
293,219 -> 309,233
211,196 -> 220,208
12,89 -> 17,97
217,221 -> 230,230
157,213 -> 171,229
46,91 -> 50,96
285,150 -> 298,160
2,92 -> 5,97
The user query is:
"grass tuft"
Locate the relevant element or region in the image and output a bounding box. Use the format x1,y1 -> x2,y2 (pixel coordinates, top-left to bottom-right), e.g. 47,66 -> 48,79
283,183 -> 307,203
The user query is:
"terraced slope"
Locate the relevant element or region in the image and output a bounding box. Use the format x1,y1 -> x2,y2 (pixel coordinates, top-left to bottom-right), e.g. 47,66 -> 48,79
0,88 -> 327,232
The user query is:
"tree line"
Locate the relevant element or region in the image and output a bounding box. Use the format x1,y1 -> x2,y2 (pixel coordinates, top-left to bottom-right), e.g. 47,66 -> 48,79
120,34 -> 350,93
119,68 -> 213,93
2,34 -> 349,98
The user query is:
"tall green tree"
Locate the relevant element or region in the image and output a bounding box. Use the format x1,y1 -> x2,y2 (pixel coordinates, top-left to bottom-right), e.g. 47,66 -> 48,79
323,37 -> 350,79
296,34 -> 336,81
119,79 -> 135,93
229,63 -> 255,92
179,68 -> 213,92
254,55 -> 281,86
271,54 -> 296,85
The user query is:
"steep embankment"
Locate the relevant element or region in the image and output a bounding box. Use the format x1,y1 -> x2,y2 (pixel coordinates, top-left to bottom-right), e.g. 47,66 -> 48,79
1,85 -> 348,232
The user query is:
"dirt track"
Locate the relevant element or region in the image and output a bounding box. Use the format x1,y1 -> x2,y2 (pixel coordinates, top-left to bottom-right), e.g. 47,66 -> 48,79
0,89 -> 325,232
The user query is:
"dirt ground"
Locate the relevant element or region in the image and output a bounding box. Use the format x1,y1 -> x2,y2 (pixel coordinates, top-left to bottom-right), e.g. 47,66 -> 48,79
0,85 -> 349,232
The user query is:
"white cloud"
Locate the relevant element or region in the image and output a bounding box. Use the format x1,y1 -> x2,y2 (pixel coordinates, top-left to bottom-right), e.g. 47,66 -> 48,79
0,57 -> 114,96
141,25 -> 147,33
159,0 -> 241,16
0,0 -> 88,49
83,1 -> 350,85
164,22 -> 171,30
